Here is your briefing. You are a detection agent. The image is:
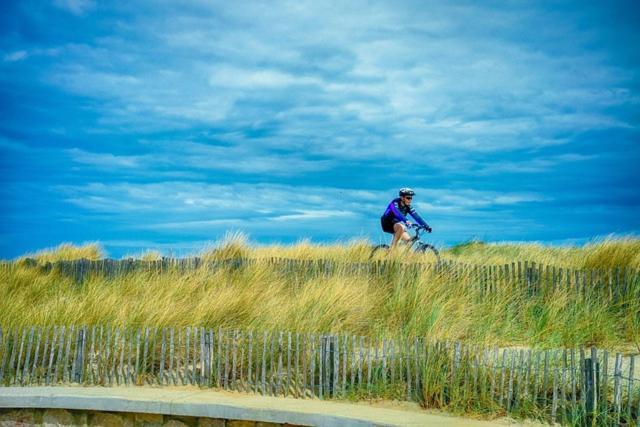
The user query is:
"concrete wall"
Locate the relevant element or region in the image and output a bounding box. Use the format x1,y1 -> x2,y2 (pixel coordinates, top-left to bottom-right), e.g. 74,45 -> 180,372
0,408 -> 298,427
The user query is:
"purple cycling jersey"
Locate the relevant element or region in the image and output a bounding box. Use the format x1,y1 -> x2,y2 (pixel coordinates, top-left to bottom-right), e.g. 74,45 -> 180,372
381,197 -> 428,227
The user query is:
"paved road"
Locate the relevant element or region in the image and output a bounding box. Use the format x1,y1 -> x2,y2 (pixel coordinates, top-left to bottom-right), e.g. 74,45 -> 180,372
0,386 -> 539,426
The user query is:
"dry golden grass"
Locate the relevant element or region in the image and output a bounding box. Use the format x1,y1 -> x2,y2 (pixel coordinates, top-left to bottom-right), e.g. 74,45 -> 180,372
1,237 -> 638,351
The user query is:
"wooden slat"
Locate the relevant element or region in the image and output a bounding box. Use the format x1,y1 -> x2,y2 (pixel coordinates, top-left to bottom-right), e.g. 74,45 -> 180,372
224,329 -> 230,390
276,331 -> 283,396
489,347 -> 497,401
109,328 -> 118,386
232,330 -> 239,390
247,331 -> 254,393
317,335 -> 323,399
53,326 -> 65,384
199,327 -> 206,387
591,347 -> 598,421
150,327 -> 158,385
21,327 -> 35,385
613,353 -> 622,424
506,350 -> 516,412
627,355 -> 635,422
13,328 -> 27,385
198,328 -> 208,386
36,327 -> 49,385
531,350 -> 541,405
310,334 -> 317,398
159,328 -> 166,385
63,325 -> 74,384
542,350 -> 550,407
351,335 -> 357,390
169,328 -> 175,385
571,348 -> 578,414
404,339 -> 416,400
134,328 -> 142,385
302,333 -> 308,398
261,331 -> 267,396
87,326 -> 96,385
551,364 -> 558,423
101,326 -> 110,385
323,335 -> 329,398
0,327 -> 8,384
189,326 -> 196,386
579,347 -> 586,414
294,332 -> 300,398
126,329 -> 134,385
46,327 -> 58,385
192,327 -> 198,386
176,328 -> 183,385
499,349 -> 508,407
184,327 -> 190,386
217,327 -> 223,388
334,335 -> 341,399
559,350 -> 567,424
286,331 -> 292,397
5,329 -> 18,385
70,326 -> 81,384
357,336 -> 364,389
602,351 -> 609,421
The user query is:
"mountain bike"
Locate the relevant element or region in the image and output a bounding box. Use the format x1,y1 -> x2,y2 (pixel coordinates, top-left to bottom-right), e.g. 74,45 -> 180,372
370,224 -> 440,262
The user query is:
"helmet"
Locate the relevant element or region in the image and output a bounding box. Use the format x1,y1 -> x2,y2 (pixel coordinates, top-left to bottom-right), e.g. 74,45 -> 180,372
399,187 -> 415,197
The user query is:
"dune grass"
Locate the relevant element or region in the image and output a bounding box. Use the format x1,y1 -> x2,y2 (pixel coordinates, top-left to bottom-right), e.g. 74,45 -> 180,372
1,237 -> 639,351
14,234 -> 640,269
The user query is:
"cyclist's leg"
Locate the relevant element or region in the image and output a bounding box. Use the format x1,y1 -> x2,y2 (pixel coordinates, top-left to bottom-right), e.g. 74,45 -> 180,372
391,222 -> 411,249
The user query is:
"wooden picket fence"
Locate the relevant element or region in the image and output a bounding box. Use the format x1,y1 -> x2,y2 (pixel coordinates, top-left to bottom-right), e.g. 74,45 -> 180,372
0,325 -> 638,425
1,257 -> 638,301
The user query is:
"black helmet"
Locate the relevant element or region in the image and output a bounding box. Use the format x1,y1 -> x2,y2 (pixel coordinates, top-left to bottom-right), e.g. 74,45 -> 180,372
399,187 -> 415,197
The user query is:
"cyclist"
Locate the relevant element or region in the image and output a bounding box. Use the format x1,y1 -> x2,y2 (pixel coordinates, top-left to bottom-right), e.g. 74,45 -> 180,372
381,188 -> 432,250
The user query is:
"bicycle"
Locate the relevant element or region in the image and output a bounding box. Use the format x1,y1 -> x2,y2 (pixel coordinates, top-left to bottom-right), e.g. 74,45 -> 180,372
370,224 -> 440,262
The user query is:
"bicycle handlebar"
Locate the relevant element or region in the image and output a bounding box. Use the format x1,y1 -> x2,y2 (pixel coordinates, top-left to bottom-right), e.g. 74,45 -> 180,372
408,223 -> 432,233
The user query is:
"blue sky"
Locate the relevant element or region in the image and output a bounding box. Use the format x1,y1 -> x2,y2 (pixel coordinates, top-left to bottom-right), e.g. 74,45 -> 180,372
1,1 -> 639,258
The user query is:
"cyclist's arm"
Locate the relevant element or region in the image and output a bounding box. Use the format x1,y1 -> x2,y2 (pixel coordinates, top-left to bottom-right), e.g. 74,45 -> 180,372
409,208 -> 429,228
388,200 -> 409,223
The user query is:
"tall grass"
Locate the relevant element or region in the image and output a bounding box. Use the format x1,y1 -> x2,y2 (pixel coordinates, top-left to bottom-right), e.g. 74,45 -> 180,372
1,238 -> 639,351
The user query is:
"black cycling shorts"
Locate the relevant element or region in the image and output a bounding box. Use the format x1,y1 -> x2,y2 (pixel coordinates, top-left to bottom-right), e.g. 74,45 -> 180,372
381,217 -> 397,234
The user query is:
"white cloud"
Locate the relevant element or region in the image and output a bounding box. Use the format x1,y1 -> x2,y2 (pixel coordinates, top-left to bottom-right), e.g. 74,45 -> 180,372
39,1 -> 636,164
67,148 -> 145,168
209,67 -> 321,89
66,142 -> 334,176
53,0 -> 95,15
57,181 -> 547,236
269,209 -> 356,222
3,50 -> 28,62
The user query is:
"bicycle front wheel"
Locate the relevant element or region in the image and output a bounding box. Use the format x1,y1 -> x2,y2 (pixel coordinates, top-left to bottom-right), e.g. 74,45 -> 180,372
415,243 -> 440,263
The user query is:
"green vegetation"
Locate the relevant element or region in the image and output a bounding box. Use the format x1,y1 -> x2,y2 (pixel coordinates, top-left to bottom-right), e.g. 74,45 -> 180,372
1,236 -> 639,425
1,237 -> 639,351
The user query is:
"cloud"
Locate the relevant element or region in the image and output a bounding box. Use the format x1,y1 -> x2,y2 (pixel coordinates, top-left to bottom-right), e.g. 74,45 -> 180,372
67,148 -> 146,168
53,0 -> 95,15
209,66 -> 321,89
56,181 -> 547,234
1,1 -> 638,257
3,51 -> 28,62
269,209 -> 356,222
66,142 -> 334,175
30,0 -> 635,171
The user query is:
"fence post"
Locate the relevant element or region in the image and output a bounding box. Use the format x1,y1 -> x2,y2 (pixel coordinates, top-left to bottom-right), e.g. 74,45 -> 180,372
328,335 -> 335,397
583,349 -> 599,421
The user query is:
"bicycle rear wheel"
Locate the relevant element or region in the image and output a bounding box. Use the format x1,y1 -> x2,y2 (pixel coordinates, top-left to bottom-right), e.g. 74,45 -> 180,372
369,244 -> 390,260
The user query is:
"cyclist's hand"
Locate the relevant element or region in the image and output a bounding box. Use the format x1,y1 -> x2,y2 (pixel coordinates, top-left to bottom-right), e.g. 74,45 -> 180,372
426,226 -> 433,233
